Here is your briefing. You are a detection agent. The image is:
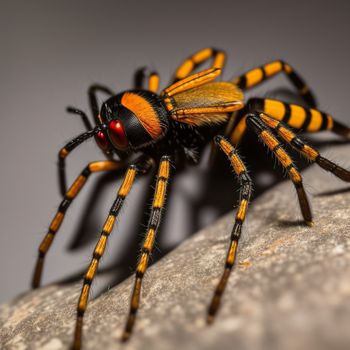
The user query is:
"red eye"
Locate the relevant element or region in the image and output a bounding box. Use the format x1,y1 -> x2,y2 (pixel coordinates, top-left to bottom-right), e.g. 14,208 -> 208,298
109,120 -> 128,149
95,131 -> 109,151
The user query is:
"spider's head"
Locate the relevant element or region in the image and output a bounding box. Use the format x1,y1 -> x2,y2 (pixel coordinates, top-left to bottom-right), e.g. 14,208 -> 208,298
95,90 -> 169,153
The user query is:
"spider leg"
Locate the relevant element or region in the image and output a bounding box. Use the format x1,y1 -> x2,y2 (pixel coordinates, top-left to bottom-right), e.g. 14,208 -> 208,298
246,112 -> 313,225
259,113 -> 350,182
133,67 -> 160,93
172,48 -> 226,164
207,136 -> 252,322
148,71 -> 160,93
229,98 -> 350,145
58,127 -> 100,196
72,156 -> 154,350
232,60 -> 317,108
121,156 -> 171,342
66,107 -> 93,131
88,84 -> 114,124
173,47 -> 226,82
32,160 -> 124,289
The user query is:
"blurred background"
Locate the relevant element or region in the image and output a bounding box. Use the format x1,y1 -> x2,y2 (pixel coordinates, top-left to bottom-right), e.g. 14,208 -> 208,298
0,0 -> 349,303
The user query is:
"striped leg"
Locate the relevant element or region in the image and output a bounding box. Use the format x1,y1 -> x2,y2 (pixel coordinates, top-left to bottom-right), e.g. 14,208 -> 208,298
73,158 -> 153,350
246,112 -> 313,225
259,113 -> 350,182
173,47 -> 225,163
229,98 -> 350,145
122,156 -> 170,341
207,136 -> 252,322
58,127 -> 99,195
133,67 -> 160,93
173,47 -> 226,82
32,160 -> 124,289
233,60 -> 317,108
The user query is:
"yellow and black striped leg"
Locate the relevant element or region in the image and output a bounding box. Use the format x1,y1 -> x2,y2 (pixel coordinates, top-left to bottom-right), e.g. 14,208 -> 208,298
246,113 -> 313,225
207,136 -> 252,322
133,67 -> 160,93
229,98 -> 350,146
32,160 -> 124,289
259,114 -> 350,182
72,158 -> 154,350
58,127 -> 100,195
233,60 -> 317,108
122,156 -> 170,341
148,71 -> 160,93
173,47 -> 226,82
250,98 -> 350,137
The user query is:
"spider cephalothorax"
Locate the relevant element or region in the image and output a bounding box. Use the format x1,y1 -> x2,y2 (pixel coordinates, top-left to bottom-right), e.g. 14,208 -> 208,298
32,47 -> 350,350
95,90 -> 170,153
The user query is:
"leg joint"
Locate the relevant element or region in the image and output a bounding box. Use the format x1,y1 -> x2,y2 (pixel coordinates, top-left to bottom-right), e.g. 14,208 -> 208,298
290,137 -> 305,150
93,252 -> 102,260
59,198 -> 71,212
77,309 -> 85,317
83,277 -> 92,285
136,270 -> 145,279
148,209 -> 162,231
231,223 -> 242,240
246,113 -> 264,133
82,166 -> 92,177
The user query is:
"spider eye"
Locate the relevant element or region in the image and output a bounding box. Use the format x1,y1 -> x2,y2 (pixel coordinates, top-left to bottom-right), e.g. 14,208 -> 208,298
95,131 -> 109,151
109,120 -> 129,150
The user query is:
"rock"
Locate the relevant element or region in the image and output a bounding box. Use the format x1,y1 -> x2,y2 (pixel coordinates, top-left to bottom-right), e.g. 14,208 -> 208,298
1,144 -> 350,350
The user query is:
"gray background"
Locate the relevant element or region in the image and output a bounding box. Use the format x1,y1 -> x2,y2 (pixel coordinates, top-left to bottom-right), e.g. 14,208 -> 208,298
0,0 -> 349,303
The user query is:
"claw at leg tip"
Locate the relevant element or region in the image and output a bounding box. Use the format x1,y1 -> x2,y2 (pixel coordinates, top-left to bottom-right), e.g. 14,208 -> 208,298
206,315 -> 214,324
121,332 -> 130,342
306,221 -> 314,227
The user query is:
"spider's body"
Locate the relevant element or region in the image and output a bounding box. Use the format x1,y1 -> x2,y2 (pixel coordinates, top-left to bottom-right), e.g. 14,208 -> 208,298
95,82 -> 244,165
31,48 -> 350,350
96,90 -> 170,153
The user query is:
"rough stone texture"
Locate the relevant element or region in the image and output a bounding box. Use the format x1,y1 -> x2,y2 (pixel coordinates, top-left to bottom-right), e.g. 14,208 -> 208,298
1,144 -> 350,350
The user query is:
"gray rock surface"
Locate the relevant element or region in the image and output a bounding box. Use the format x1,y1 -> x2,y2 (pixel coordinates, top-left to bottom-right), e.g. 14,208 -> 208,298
1,144 -> 350,350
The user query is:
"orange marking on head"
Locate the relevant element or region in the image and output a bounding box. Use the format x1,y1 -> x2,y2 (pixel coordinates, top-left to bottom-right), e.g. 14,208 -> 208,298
121,92 -> 162,140
121,92 -> 162,139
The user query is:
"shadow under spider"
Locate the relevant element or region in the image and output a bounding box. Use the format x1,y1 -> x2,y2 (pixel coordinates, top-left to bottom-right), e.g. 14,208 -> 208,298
316,186 -> 350,197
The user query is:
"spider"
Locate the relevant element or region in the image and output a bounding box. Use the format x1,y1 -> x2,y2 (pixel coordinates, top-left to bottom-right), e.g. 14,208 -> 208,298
31,48 -> 350,350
